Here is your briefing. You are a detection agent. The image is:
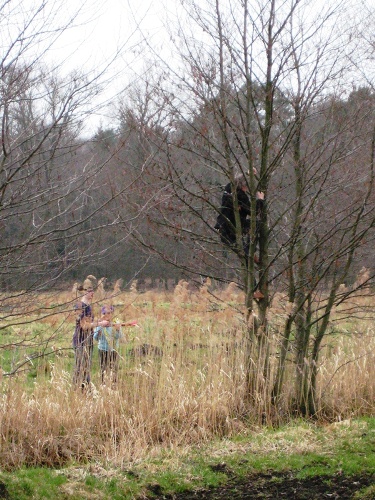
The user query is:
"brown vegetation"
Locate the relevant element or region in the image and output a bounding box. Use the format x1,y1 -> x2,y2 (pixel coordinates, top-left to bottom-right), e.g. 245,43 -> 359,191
0,284 -> 374,470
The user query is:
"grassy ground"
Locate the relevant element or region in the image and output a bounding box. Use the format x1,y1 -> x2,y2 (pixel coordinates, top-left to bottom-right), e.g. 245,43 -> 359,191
0,417 -> 374,499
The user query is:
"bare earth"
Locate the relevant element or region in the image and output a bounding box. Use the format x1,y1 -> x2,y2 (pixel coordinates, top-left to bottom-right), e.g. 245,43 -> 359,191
147,471 -> 375,499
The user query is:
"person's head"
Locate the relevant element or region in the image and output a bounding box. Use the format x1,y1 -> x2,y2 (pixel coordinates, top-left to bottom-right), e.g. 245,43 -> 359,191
77,277 -> 95,302
234,173 -> 248,192
85,287 -> 94,299
101,304 -> 114,320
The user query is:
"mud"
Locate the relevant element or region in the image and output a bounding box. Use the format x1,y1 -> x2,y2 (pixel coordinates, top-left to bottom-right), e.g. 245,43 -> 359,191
147,471 -> 374,499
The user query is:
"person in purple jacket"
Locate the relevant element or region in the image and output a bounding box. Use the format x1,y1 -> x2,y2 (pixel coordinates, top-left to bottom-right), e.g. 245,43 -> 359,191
72,280 -> 109,389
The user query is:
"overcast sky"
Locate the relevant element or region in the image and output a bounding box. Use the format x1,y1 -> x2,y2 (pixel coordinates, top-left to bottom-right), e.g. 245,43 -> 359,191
39,0 -> 170,132
53,1 -> 161,64
36,0 -> 372,134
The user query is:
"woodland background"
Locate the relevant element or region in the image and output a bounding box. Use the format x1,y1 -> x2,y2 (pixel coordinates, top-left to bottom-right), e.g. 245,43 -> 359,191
1,0 -> 375,422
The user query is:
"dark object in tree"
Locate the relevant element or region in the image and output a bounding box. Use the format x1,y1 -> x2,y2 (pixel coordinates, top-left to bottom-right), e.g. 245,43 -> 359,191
215,182 -> 251,245
215,180 -> 264,249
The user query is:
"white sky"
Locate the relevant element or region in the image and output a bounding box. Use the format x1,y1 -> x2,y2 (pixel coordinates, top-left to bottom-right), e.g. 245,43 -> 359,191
42,0 -> 171,133
49,1 -> 163,66
10,0 -> 372,134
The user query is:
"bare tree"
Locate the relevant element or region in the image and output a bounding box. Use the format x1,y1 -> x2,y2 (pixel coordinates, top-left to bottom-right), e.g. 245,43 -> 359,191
113,0 -> 375,416
0,0 -> 143,365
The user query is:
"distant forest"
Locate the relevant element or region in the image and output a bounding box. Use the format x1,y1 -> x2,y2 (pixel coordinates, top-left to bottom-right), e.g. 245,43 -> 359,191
1,0 -> 375,297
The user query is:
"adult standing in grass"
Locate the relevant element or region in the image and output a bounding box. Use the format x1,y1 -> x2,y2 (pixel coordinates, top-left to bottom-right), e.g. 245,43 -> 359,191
72,278 -> 109,389
93,304 -> 123,385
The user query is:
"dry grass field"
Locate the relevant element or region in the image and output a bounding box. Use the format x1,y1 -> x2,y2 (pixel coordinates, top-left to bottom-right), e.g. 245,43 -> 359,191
0,282 -> 374,470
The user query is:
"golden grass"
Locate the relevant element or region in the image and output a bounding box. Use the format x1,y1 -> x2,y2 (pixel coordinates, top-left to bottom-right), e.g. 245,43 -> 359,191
0,285 -> 374,469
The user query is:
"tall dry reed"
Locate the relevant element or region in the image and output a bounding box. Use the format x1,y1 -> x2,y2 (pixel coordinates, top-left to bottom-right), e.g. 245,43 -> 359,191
0,285 -> 374,469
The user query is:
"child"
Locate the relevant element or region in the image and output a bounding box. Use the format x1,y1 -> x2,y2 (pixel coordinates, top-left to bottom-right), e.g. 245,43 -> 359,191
93,305 -> 122,385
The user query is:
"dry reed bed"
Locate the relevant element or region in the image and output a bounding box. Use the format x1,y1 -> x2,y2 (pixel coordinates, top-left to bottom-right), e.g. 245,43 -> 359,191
0,287 -> 374,469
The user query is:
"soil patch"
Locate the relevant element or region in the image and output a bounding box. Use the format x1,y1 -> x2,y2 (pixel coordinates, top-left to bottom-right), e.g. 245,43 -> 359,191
149,471 -> 374,499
